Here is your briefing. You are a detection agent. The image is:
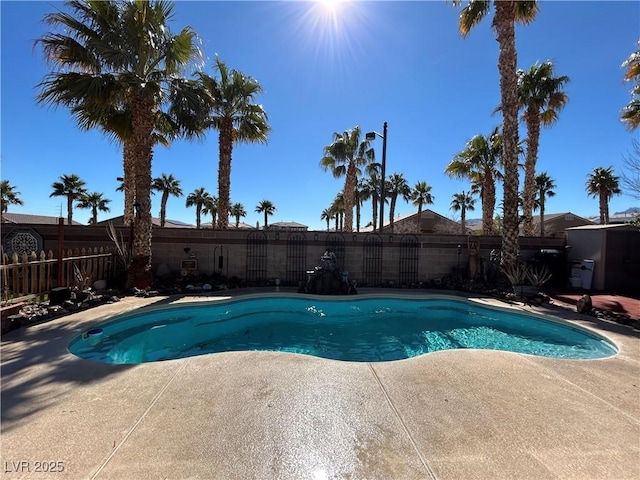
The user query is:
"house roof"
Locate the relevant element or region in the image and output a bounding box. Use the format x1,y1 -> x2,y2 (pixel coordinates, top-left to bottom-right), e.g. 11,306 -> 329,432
532,212 -> 594,225
202,221 -> 254,229
1,213 -> 84,225
395,208 -> 462,224
96,215 -> 195,228
268,221 -> 308,229
566,224 -> 639,231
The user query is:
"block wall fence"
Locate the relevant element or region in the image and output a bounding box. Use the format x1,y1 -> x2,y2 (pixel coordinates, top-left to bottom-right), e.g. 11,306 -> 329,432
1,224 -> 566,286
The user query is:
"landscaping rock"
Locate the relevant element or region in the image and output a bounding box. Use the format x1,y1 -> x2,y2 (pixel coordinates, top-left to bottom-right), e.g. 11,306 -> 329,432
576,294 -> 593,314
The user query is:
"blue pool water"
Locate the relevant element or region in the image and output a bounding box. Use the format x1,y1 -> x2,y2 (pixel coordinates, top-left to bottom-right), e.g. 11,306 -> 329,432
68,295 -> 617,364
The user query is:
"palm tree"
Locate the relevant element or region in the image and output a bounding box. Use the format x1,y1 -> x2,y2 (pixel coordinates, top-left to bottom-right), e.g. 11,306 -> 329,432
451,191 -> 476,235
362,171 -> 383,231
320,126 -> 375,232
586,167 -> 621,225
230,203 -> 247,228
320,208 -> 334,232
50,174 -> 87,225
192,58 -> 270,229
456,0 -> 539,270
151,174 -> 183,227
77,192 -> 111,225
446,127 -> 503,235
0,180 -> 24,222
518,61 -> 569,236
329,194 -> 345,231
386,173 -> 411,231
202,195 -> 218,228
36,0 -> 201,286
410,181 -> 435,233
353,179 -> 368,233
621,40 -> 640,130
533,172 -> 555,237
255,200 -> 276,229
186,188 -> 212,229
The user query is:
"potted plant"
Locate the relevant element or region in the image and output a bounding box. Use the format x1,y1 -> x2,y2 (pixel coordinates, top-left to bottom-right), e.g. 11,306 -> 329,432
503,263 -> 552,298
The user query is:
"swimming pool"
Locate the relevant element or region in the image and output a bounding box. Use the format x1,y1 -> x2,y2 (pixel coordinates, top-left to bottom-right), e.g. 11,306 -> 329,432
68,295 -> 617,364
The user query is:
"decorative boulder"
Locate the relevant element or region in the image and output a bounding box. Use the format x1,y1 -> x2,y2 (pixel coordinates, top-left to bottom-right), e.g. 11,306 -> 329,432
576,294 -> 593,314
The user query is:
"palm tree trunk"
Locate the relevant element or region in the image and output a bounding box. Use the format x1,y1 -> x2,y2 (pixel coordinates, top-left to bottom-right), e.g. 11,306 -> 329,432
91,206 -> 98,225
129,94 -> 155,288
123,141 -> 135,226
66,195 -> 73,225
160,192 -> 169,227
483,172 -> 496,235
523,111 -> 540,236
599,192 -> 607,224
326,219 -> 330,231
494,0 -> 520,271
372,195 -> 378,232
196,206 -> 202,229
217,122 -> 233,229
355,201 -> 361,232
416,203 -> 423,233
264,212 -> 268,228
461,206 -> 466,235
343,165 -> 357,232
389,196 -> 397,231
539,196 -> 546,237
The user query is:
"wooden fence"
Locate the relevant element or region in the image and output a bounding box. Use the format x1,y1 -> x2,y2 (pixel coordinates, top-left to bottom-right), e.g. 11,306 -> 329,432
1,247 -> 116,302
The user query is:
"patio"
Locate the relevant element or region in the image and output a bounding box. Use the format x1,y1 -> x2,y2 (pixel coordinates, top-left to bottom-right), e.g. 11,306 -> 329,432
1,290 -> 639,479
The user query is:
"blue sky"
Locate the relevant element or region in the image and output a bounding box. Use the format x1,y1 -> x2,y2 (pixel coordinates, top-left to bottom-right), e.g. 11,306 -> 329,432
1,0 -> 638,229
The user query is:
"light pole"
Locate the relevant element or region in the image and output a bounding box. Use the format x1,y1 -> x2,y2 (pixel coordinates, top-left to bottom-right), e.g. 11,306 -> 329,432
366,122 -> 387,232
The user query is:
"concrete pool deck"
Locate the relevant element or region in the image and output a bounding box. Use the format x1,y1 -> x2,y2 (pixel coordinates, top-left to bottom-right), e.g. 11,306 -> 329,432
1,289 -> 639,480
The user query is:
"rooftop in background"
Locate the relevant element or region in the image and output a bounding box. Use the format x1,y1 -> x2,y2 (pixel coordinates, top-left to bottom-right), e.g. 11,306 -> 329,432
267,222 -> 308,231
0,213 -> 84,226
96,215 -> 195,228
588,211 -> 639,225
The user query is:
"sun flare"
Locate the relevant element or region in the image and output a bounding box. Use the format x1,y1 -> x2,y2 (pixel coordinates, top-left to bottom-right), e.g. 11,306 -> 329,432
317,0 -> 344,14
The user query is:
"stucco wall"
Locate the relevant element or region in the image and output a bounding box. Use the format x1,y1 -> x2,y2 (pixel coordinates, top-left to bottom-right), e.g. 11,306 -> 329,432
1,223 -> 566,287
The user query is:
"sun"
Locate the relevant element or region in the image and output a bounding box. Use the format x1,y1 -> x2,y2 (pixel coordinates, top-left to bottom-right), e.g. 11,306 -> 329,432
317,0 -> 344,14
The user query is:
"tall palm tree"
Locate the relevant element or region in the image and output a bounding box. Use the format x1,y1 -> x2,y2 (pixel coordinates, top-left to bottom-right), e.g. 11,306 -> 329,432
79,108 -> 175,226
353,179 -> 368,233
0,180 -> 24,222
451,191 -> 476,235
50,174 -> 87,225
410,181 -> 435,233
320,125 -> 375,232
533,172 -> 555,237
362,172 -> 383,231
230,203 -> 247,228
202,195 -> 218,228
186,188 -> 212,229
518,61 -> 569,236
446,127 -> 503,235
320,208 -> 334,232
192,58 -> 270,229
36,0 -> 201,287
621,40 -> 640,130
386,173 -> 411,231
586,167 -> 621,225
151,174 -> 183,227
456,0 -> 539,270
329,194 -> 345,231
77,192 -> 111,225
255,200 -> 276,229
